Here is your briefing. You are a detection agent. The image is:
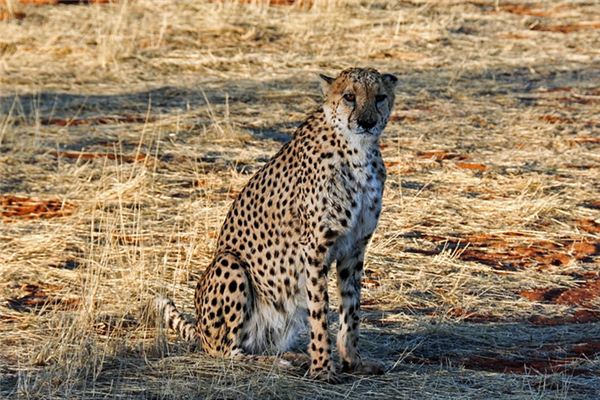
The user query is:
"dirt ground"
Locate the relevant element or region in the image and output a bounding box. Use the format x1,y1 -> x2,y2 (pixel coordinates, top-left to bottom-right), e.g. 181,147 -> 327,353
0,0 -> 599,399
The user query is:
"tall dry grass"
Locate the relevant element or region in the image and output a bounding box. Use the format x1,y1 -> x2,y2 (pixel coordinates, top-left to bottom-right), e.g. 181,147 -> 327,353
0,0 -> 599,398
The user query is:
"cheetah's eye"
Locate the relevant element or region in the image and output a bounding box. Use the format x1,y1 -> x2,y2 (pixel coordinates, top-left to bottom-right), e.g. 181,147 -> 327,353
343,93 -> 355,103
376,94 -> 387,103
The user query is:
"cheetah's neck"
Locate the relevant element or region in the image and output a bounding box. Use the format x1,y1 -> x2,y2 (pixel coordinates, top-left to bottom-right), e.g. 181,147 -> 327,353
303,108 -> 380,165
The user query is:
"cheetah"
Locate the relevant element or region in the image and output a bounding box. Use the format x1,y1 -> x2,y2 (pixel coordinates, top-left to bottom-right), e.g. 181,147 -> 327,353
155,67 -> 397,382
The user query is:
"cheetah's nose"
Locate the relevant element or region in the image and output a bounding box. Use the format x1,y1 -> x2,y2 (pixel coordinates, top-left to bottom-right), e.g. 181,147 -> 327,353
358,118 -> 377,130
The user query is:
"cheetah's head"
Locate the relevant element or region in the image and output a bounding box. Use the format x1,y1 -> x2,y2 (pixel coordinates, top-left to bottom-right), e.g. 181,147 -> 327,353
319,67 -> 397,140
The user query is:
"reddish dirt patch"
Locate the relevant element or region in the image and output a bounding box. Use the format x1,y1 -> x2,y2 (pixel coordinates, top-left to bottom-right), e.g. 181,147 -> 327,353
206,230 -> 219,239
416,150 -> 467,161
578,219 -> 600,233
413,152 -> 487,171
539,114 -> 574,124
360,298 -> 379,310
571,242 -> 599,258
0,10 -> 26,20
52,150 -> 152,163
383,159 -> 416,175
521,279 -> 600,316
42,114 -> 152,127
531,22 -> 600,34
455,162 -> 487,171
6,283 -> 79,313
529,310 -> 600,326
405,337 -> 600,375
455,355 -> 591,375
497,3 -> 568,18
581,200 -> 600,210
586,88 -> 600,96
389,114 -> 419,124
499,4 -> 548,17
568,136 -> 600,145
0,314 -> 22,322
1,195 -> 75,220
195,178 -> 210,188
472,246 -> 568,269
571,341 -> 600,357
456,234 -> 559,269
555,279 -> 600,307
520,288 -> 566,303
559,96 -> 600,106
405,352 -> 594,375
405,231 -> 599,271
384,160 -> 402,168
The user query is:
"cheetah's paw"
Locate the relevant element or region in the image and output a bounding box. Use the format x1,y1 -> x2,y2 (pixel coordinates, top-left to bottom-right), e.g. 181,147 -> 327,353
308,366 -> 341,384
341,359 -> 384,375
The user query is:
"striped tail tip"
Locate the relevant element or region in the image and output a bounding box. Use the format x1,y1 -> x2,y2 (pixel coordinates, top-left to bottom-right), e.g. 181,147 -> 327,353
154,295 -> 199,343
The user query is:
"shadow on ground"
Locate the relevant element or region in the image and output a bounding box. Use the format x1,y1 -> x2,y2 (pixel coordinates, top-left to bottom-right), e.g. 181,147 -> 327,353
1,64 -> 598,132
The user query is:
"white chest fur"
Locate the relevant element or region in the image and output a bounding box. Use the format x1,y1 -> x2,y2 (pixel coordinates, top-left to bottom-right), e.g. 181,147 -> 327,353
330,150 -> 385,262
357,161 -> 384,237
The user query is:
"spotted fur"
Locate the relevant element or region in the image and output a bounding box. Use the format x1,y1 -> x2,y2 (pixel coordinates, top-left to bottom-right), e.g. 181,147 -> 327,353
156,67 -> 397,382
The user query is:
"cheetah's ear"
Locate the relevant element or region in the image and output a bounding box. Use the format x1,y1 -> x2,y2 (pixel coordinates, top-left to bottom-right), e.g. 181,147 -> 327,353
382,73 -> 398,89
318,73 -> 335,95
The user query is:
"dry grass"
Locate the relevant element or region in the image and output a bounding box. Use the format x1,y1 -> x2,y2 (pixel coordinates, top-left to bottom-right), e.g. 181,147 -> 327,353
1,0 -> 599,398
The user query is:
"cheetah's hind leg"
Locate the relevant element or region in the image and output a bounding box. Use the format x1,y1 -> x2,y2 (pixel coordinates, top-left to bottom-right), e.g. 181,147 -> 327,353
196,252 -> 311,371
195,252 -> 256,357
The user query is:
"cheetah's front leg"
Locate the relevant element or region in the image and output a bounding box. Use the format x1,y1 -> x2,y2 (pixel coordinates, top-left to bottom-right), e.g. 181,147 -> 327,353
305,252 -> 339,383
336,243 -> 383,375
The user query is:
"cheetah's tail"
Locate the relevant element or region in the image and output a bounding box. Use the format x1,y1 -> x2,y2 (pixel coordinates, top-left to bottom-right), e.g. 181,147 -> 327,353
154,295 -> 199,343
